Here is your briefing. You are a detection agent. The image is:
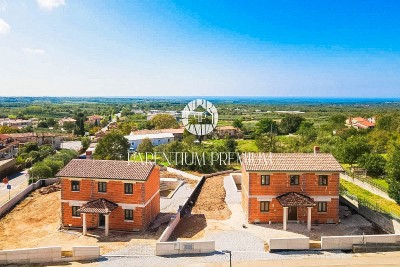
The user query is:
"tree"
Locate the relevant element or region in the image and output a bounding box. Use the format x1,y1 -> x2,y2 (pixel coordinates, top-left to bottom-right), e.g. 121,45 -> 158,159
37,121 -> 48,128
358,153 -> 386,176
81,136 -> 90,151
94,131 -> 130,160
150,114 -> 178,129
337,136 -> 371,166
23,142 -> 39,153
28,163 -> 53,182
329,114 -> 347,126
46,118 -> 56,127
63,121 -> 76,133
43,159 -> 64,176
89,126 -> 101,135
233,119 -> 244,130
386,146 -> 400,203
225,137 -> 238,153
255,133 -> 278,152
297,121 -> 317,144
137,138 -> 154,153
0,126 -> 18,134
280,114 -> 304,135
255,118 -> 279,136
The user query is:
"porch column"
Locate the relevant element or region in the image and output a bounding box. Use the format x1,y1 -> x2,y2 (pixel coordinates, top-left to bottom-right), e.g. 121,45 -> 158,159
307,207 -> 312,231
105,214 -> 110,237
82,213 -> 87,236
283,207 -> 288,230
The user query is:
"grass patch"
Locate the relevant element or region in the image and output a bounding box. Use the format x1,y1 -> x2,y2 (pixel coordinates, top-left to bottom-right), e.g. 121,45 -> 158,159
340,179 -> 400,217
237,139 -> 258,152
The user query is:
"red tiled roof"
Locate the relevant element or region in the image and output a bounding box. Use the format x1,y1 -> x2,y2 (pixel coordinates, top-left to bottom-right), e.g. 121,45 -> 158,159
218,126 -> 237,130
78,198 -> 118,214
242,153 -> 344,172
0,134 -> 11,140
276,192 -> 316,207
355,121 -> 375,127
56,159 -> 155,181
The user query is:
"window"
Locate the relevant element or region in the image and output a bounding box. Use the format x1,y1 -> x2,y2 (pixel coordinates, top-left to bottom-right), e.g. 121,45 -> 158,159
124,183 -> 133,194
98,182 -> 107,193
72,206 -> 80,217
318,202 -> 328,212
125,209 -> 133,220
319,175 -> 328,186
260,201 -> 270,212
71,181 -> 80,191
290,175 -> 300,185
261,175 -> 270,185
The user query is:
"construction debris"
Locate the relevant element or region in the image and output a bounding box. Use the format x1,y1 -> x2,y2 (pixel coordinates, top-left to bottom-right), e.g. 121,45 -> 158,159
39,182 -> 61,195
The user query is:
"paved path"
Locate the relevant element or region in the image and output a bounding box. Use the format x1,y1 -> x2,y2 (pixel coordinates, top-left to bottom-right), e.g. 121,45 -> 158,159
340,173 -> 394,202
160,183 -> 193,213
0,170 -> 28,205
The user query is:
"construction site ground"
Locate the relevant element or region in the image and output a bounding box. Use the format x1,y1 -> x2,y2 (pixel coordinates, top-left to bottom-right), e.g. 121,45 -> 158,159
0,187 -> 163,254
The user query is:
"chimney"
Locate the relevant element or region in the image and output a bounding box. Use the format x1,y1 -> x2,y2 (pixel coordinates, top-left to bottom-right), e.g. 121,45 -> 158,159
314,146 -> 320,155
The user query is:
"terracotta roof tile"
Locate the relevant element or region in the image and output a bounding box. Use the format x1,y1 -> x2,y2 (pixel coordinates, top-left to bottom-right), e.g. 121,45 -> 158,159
242,153 -> 344,172
276,192 -> 316,207
78,198 -> 118,214
56,159 -> 155,181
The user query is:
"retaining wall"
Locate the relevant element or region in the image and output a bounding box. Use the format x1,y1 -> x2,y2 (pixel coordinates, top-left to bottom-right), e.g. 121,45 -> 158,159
321,234 -> 400,250
158,213 -> 181,242
155,241 -> 215,256
0,246 -> 100,265
0,246 -> 61,265
0,177 -> 59,217
340,195 -> 400,234
268,237 -> 310,251
72,246 -> 100,261
166,167 -> 201,181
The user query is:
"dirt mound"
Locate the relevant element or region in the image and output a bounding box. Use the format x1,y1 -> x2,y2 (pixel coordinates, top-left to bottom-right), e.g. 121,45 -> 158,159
169,214 -> 207,240
191,175 -> 231,220
39,182 -> 61,195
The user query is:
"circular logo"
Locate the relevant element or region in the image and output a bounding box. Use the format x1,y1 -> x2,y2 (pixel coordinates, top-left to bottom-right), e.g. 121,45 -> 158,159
182,99 -> 218,136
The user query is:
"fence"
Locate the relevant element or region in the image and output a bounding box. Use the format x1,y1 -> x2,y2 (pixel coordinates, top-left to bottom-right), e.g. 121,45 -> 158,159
340,186 -> 400,221
0,178 -> 59,217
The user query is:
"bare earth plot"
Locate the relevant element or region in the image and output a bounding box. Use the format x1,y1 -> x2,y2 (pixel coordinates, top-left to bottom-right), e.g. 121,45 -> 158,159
0,188 -> 161,254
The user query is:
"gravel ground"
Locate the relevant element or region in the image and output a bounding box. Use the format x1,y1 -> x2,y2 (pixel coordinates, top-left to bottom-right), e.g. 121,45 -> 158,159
100,250 -> 352,267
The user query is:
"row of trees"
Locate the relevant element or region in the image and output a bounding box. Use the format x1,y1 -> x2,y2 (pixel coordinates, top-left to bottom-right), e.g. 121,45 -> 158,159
28,149 -> 78,183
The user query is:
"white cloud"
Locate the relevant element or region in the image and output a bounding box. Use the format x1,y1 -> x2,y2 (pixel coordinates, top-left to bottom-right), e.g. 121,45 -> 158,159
37,0 -> 65,10
0,18 -> 10,34
23,48 -> 45,55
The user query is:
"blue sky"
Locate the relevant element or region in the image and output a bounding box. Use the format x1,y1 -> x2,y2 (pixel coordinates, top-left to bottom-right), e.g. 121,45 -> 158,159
1,0 -> 400,97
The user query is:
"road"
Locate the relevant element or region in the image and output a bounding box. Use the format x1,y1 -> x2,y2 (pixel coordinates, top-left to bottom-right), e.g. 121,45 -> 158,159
0,170 -> 29,205
101,112 -> 121,132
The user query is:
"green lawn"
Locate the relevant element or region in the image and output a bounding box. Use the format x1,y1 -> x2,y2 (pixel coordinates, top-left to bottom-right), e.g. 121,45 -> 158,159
340,179 -> 400,217
237,139 -> 258,152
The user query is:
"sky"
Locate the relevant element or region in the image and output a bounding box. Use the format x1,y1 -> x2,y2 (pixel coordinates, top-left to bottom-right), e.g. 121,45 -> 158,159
1,0 -> 400,97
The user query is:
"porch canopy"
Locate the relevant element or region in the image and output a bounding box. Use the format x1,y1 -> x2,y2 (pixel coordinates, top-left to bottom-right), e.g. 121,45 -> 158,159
276,192 -> 315,231
78,198 -> 118,236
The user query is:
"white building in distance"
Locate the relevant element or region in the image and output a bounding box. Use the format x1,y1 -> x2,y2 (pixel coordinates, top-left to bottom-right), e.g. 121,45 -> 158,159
125,132 -> 174,151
